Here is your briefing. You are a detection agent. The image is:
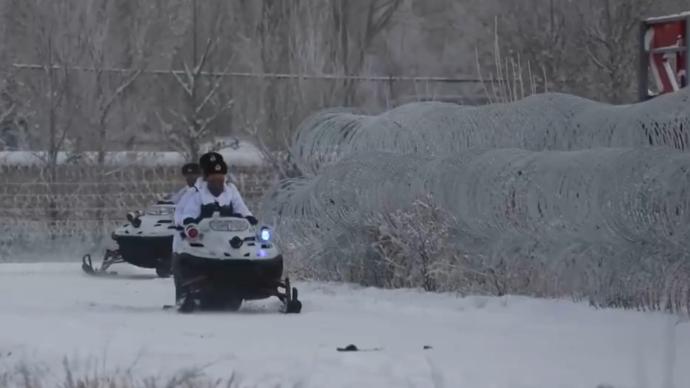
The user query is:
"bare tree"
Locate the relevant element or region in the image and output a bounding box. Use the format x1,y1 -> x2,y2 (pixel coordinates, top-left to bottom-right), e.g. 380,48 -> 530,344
157,0 -> 234,161
0,76 -> 20,150
10,0 -> 82,166
486,0 -> 688,103
331,0 -> 403,105
574,0 -> 655,103
7,0 -> 84,237
78,0 -> 150,163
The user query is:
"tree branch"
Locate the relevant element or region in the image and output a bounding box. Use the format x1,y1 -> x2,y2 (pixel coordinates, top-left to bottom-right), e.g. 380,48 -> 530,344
156,111 -> 187,152
194,37 -> 217,76
194,98 -> 234,137
171,66 -> 193,97
0,104 -> 16,124
195,63 -> 232,115
98,69 -> 142,125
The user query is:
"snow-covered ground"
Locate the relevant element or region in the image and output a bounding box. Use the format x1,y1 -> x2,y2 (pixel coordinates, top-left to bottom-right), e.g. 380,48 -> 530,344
1,262 -> 689,388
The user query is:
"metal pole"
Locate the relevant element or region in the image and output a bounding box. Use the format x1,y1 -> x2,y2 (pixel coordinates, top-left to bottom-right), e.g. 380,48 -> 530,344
549,0 -> 554,35
638,20 -> 649,101
192,0 -> 197,67
685,16 -> 690,89
192,0 -> 197,103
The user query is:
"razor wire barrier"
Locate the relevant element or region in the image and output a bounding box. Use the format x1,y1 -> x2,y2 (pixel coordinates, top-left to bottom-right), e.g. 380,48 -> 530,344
262,90 -> 690,312
265,148 -> 690,249
290,89 -> 690,175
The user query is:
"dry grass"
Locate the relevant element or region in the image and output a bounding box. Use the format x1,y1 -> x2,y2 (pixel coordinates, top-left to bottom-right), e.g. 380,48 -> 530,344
0,357 -> 299,388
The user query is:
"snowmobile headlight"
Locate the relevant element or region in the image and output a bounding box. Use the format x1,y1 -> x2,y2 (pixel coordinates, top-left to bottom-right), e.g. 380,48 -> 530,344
259,227 -> 271,242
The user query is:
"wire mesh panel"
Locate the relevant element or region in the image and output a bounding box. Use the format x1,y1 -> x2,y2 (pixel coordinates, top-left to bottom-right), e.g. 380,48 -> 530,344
0,164 -> 274,260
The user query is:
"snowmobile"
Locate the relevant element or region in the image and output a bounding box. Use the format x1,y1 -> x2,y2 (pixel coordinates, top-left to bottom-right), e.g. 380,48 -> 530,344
82,202 -> 176,277
174,211 -> 301,314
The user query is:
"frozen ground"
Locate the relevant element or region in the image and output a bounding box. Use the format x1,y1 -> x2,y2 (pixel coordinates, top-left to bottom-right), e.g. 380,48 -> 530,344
0,263 -> 689,388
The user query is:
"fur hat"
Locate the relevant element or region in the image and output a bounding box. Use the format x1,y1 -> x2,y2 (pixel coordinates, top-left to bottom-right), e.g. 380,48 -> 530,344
181,162 -> 200,175
199,152 -> 224,171
204,159 -> 228,176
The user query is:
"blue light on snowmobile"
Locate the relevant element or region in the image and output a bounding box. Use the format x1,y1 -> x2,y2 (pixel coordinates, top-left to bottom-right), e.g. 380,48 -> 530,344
260,227 -> 271,242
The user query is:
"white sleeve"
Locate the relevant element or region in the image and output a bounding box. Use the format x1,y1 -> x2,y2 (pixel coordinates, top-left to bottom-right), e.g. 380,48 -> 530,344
174,191 -> 190,225
180,192 -> 202,224
168,187 -> 187,204
227,184 -> 252,217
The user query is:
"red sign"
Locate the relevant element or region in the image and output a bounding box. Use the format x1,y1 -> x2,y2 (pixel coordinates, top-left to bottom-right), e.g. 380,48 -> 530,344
640,12 -> 689,99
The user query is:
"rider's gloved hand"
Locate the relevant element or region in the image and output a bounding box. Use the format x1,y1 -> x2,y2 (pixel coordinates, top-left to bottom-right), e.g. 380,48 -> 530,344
245,215 -> 258,225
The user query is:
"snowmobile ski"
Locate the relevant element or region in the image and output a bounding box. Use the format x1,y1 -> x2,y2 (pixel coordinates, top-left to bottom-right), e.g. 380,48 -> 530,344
81,252 -> 122,276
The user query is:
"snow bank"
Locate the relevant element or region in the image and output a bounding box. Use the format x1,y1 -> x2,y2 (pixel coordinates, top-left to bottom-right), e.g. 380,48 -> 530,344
0,141 -> 265,167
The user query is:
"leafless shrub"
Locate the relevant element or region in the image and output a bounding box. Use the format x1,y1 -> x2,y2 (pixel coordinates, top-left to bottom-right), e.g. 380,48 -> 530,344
365,196 -> 454,291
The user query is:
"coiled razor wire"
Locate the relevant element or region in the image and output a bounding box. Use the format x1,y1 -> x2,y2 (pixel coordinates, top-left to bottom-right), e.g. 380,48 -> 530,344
291,90 -> 690,175
262,150 -> 690,308
262,90 -> 690,309
264,148 -> 690,250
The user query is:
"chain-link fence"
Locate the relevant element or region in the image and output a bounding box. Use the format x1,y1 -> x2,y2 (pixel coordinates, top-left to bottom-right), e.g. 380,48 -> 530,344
0,163 -> 275,261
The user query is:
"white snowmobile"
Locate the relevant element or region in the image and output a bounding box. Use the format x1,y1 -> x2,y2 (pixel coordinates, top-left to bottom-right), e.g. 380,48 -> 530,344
82,202 -> 176,277
173,211 -> 301,314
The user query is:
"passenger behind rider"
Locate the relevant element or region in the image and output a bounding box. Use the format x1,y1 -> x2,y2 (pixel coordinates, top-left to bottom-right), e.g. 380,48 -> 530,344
168,162 -> 201,204
172,152 -> 241,228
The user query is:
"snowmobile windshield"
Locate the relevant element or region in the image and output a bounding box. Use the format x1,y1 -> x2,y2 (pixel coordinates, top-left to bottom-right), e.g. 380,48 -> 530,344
208,218 -> 250,232
146,205 -> 174,216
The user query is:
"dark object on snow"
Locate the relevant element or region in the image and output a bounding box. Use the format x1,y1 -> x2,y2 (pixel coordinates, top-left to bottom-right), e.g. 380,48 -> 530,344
336,344 -> 383,352
423,345 -> 433,350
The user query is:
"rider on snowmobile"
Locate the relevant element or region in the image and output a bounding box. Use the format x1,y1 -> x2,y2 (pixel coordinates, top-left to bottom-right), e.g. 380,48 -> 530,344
173,152 -> 229,227
127,163 -> 201,227
172,152 -> 257,255
173,157 -> 256,305
165,162 -> 201,255
179,157 -> 257,226
168,163 -> 201,204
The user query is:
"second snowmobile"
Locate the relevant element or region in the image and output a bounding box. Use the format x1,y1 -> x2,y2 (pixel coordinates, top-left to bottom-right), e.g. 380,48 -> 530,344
82,202 -> 176,277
